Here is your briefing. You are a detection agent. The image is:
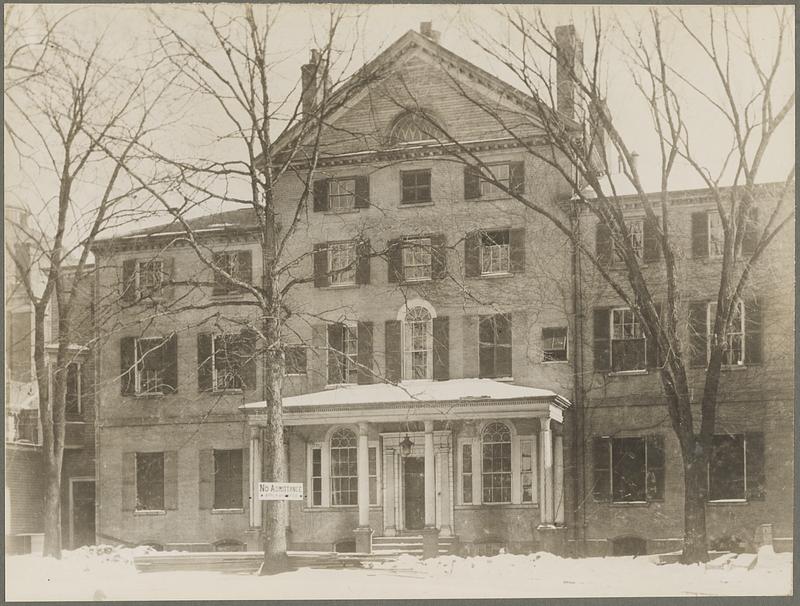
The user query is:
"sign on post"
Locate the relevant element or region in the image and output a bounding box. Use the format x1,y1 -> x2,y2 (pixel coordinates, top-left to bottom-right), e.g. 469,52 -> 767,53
258,482 -> 304,501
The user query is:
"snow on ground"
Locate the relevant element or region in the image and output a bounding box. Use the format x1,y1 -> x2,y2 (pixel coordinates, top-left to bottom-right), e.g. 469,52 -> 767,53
5,546 -> 792,601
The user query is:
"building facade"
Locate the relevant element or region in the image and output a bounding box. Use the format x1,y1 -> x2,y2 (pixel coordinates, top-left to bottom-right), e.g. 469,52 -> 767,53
89,24 -> 793,556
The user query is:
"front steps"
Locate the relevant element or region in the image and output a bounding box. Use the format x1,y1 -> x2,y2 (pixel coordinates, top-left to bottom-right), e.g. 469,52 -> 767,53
372,534 -> 457,557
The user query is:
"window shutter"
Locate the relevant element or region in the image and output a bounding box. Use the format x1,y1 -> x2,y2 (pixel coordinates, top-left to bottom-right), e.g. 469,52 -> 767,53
212,252 -> 228,296
745,432 -> 765,501
646,434 -> 665,501
745,298 -> 762,365
164,450 -> 178,510
121,259 -> 137,302
646,302 -> 662,370
387,239 -> 403,283
478,316 -> 494,378
464,231 -> 481,277
163,257 -> 176,300
310,325 -> 327,392
357,321 -> 374,385
354,175 -> 370,209
509,228 -> 526,273
497,314 -> 512,377
643,216 -> 661,263
240,329 -> 258,391
162,334 -> 178,394
592,308 -> 611,372
199,449 -> 213,510
509,161 -> 525,194
313,244 -> 329,288
239,250 -> 253,284
688,301 -> 708,368
120,337 -> 136,395
595,222 -> 612,265
313,179 -> 329,212
327,324 -> 344,384
430,234 -> 447,279
356,239 -> 371,285
592,437 -> 611,501
80,360 -> 92,408
691,212 -> 708,258
384,320 -> 402,383
464,165 -> 481,200
122,452 -> 136,511
462,316 -> 479,378
432,316 -> 450,381
197,333 -> 213,391
741,207 -> 759,256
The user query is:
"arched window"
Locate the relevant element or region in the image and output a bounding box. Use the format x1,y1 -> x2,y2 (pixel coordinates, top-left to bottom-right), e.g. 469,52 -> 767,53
481,422 -> 512,503
403,306 -> 432,380
330,428 -> 357,505
387,111 -> 441,145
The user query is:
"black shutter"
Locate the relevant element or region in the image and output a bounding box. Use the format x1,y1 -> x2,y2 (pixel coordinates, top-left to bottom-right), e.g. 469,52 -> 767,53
688,301 -> 708,368
313,179 -> 329,212
197,333 -> 213,391
122,452 -> 136,511
745,432 -> 765,501
509,228 -> 525,273
496,314 -> 512,377
464,165 -> 481,200
356,239 -> 371,285
385,320 -> 401,383
199,449 -> 213,510
313,244 -> 329,288
122,259 -> 137,302
431,234 -> 447,280
596,222 -> 612,265
691,212 -> 708,258
120,336 -> 136,395
478,316 -> 494,378
646,302 -> 662,370
646,434 -> 665,501
593,308 -> 611,372
387,239 -> 403,283
239,250 -> 253,284
163,257 -> 176,300
742,207 -> 759,256
327,323 -> 344,384
162,334 -> 178,394
240,329 -> 257,391
592,437 -> 611,501
432,316 -> 449,381
745,298 -> 762,365
643,216 -> 661,263
354,175 -> 370,209
164,450 -> 178,510
357,321 -> 374,384
464,231 -> 481,277
509,161 -> 525,194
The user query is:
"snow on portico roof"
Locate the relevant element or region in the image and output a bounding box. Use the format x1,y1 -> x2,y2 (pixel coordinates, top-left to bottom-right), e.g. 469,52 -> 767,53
242,378 -> 558,410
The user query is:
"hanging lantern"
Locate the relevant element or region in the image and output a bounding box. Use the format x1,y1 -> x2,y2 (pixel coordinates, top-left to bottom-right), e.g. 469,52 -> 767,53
400,434 -> 414,457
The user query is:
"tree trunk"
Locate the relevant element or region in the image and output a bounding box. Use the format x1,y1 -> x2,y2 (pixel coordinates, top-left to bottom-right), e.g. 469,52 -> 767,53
42,453 -> 63,557
681,448 -> 710,563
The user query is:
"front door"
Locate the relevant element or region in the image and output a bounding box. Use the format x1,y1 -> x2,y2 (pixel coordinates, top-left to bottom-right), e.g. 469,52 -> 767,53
71,480 -> 95,549
404,457 -> 425,530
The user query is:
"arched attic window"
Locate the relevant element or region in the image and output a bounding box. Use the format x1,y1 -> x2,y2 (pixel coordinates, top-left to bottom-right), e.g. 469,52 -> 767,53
387,110 -> 443,145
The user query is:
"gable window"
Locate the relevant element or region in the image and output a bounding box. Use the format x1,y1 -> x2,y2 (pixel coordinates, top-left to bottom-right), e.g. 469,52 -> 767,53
480,230 -> 510,275
403,306 -> 432,380
402,238 -> 432,281
707,301 -> 744,366
213,449 -> 243,510
328,324 -> 358,385
542,327 -> 568,362
330,428 -> 358,506
285,345 -> 307,376
708,433 -> 764,502
708,212 -> 724,258
479,314 -> 512,378
388,111 -> 439,145
611,308 -> 646,372
481,422 -> 512,503
401,169 -> 432,204
329,179 -> 356,212
136,452 -> 165,511
65,362 -> 82,417
592,435 -> 665,502
138,260 -> 163,298
616,219 -> 644,261
212,334 -> 252,391
328,241 -> 357,286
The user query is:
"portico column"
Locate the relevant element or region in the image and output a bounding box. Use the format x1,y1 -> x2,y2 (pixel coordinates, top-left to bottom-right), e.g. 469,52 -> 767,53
540,417 -> 554,525
249,425 -> 262,528
424,421 -> 436,527
357,421 -> 370,528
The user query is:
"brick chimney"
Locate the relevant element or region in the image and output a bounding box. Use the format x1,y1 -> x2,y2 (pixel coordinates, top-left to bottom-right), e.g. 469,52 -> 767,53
555,25 -> 583,120
419,21 -> 441,44
301,49 -> 325,116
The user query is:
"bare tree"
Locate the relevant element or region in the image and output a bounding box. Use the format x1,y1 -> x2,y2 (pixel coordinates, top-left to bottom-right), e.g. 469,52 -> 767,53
398,6 -> 793,562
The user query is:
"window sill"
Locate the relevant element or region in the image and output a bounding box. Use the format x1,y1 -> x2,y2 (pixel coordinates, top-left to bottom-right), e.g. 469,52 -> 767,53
324,283 -> 359,290
707,499 -> 749,505
211,508 -> 245,515
608,501 -> 652,507
211,292 -> 246,300
720,365 -> 748,372
212,389 -> 243,395
303,505 -> 382,512
478,272 -> 513,279
286,373 -> 308,377
399,201 -> 434,208
402,277 -> 433,284
324,208 -> 360,216
542,359 -> 569,365
134,392 -> 165,399
607,369 -> 649,377
134,510 -> 166,516
455,503 -> 537,510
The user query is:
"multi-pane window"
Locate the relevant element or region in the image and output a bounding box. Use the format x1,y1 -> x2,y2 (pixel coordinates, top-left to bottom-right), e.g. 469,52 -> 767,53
213,334 -> 248,391
708,433 -> 764,502
136,452 -> 165,511
593,436 -> 665,502
368,446 -> 378,505
481,422 -> 512,503
615,219 -> 644,261
138,260 -> 163,297
328,324 -> 358,385
285,345 -> 307,375
65,362 -> 81,417
542,327 -> 568,362
610,308 -> 646,371
213,449 -> 243,510
330,428 -> 358,506
461,443 -> 473,504
480,164 -> 511,197
520,439 -> 534,503
708,211 -> 724,257
479,314 -> 512,378
404,306 -> 432,380
328,242 -> 357,286
310,447 -> 322,506
401,170 -> 432,204
402,238 -> 432,281
213,251 -> 249,294
480,230 -> 510,275
708,301 -> 745,366
329,179 -> 356,212
136,337 -> 165,394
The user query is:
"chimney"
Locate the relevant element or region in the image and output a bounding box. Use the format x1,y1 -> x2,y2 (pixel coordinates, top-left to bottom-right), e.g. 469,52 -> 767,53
555,24 -> 583,120
419,21 -> 441,44
630,151 -> 640,173
301,49 -> 325,116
